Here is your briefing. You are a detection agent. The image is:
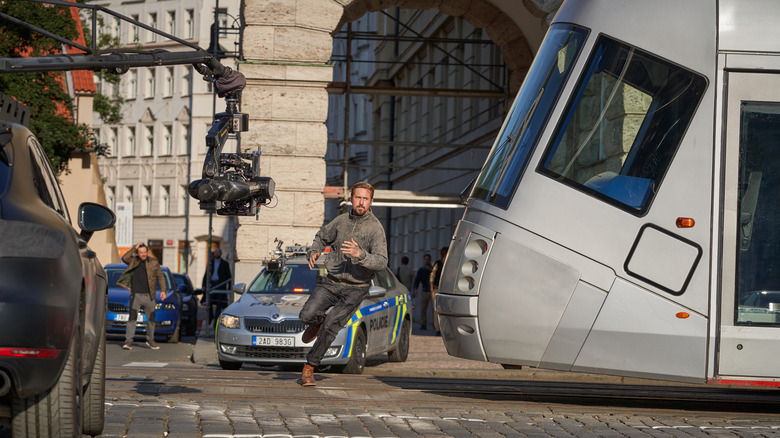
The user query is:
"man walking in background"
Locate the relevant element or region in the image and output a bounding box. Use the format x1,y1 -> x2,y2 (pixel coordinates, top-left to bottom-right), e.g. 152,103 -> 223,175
118,243 -> 167,350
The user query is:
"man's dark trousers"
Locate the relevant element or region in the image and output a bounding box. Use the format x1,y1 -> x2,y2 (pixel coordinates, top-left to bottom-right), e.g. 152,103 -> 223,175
299,277 -> 368,367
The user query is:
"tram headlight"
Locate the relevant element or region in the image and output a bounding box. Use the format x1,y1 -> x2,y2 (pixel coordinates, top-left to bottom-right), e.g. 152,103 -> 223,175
461,260 -> 478,276
458,276 -> 475,291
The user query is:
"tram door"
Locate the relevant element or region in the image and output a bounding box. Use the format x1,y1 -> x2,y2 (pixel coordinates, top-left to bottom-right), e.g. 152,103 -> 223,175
719,72 -> 780,378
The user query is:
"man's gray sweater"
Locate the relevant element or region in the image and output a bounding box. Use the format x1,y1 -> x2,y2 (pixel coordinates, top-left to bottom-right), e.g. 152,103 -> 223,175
308,209 -> 387,285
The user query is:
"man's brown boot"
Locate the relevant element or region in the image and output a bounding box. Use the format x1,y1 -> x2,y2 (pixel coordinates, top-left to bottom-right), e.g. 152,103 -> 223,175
301,364 -> 316,387
302,324 -> 320,343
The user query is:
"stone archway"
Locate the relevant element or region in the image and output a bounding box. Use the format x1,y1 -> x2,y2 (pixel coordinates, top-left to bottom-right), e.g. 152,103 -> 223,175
233,0 -> 558,283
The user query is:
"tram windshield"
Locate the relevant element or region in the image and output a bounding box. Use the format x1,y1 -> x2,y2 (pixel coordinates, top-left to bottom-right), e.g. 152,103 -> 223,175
539,34 -> 706,215
471,24 -> 588,208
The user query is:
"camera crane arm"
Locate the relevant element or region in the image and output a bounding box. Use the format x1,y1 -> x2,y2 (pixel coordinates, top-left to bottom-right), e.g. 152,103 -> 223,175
1,0 -> 274,217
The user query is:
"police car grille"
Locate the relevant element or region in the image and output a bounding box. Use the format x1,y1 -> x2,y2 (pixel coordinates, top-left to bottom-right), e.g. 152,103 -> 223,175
108,303 -> 128,313
244,318 -> 305,334
235,346 -> 309,359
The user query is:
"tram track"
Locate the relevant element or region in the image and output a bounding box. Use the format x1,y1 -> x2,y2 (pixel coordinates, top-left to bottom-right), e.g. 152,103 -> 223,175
105,366 -> 780,414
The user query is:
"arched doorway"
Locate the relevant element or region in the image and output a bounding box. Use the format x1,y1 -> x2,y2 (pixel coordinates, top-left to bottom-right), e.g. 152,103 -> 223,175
233,0 -> 559,284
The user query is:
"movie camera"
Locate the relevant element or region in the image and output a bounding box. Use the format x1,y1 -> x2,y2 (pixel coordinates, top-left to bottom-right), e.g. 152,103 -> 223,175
187,66 -> 275,216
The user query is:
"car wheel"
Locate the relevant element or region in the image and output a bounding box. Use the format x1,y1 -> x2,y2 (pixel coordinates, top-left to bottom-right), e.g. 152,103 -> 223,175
341,328 -> 366,374
12,333 -> 82,437
82,333 -> 106,435
388,318 -> 411,362
219,359 -> 242,370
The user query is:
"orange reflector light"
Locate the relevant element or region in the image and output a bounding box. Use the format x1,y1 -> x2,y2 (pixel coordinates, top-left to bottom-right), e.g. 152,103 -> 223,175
676,312 -> 690,319
676,217 -> 695,228
293,288 -> 304,293
0,348 -> 60,358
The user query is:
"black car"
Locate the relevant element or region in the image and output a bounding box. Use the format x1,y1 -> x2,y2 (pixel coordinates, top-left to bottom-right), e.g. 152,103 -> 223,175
173,272 -> 199,336
0,92 -> 115,436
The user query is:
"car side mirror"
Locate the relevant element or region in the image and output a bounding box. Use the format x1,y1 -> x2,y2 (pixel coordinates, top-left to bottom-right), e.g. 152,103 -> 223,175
77,202 -> 116,243
232,283 -> 246,295
368,285 -> 386,298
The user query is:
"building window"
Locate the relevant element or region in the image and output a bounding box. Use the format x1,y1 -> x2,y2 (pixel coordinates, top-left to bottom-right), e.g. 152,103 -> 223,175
128,69 -> 137,100
142,185 -> 151,215
131,14 -> 139,43
180,124 -> 190,155
160,185 -> 170,216
109,127 -> 118,156
182,66 -> 192,95
185,9 -> 194,39
217,8 -> 228,37
164,67 -> 174,97
145,68 -> 156,98
143,126 -> 154,156
162,125 -> 172,155
124,185 -> 134,204
148,13 -> 157,42
126,127 -> 136,156
106,186 -> 115,211
178,185 -> 188,215
166,11 -> 175,37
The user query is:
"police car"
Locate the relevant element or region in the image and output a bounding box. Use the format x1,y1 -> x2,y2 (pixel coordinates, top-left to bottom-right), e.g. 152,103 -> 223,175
216,245 -> 412,373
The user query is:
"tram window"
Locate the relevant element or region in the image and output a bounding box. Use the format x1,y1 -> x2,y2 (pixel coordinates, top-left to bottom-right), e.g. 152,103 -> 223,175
736,102 -> 780,326
471,24 -> 588,208
539,34 -> 706,215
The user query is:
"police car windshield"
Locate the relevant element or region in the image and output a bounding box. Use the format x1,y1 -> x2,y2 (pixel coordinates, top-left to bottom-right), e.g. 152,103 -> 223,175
247,262 -> 327,295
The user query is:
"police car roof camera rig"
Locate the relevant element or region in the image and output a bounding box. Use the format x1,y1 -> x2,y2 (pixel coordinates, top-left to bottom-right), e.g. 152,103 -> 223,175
264,238 -> 311,272
187,64 -> 276,217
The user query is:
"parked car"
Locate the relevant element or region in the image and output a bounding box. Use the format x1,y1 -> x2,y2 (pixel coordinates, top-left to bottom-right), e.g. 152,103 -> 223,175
104,263 -> 182,342
216,246 -> 412,373
172,272 -> 199,336
0,92 -> 115,436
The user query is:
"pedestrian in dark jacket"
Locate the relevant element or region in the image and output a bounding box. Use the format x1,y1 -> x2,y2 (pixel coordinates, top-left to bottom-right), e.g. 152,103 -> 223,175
202,247 -> 232,324
119,243 -> 166,350
298,182 -> 387,386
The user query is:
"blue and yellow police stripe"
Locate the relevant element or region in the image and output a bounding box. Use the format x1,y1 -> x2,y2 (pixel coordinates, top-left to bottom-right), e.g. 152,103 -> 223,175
341,293 -> 411,359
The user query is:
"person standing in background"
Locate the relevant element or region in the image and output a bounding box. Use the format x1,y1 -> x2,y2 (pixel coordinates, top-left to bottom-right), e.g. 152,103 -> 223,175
395,256 -> 415,292
202,247 -> 233,325
429,247 -> 448,336
412,254 -> 432,330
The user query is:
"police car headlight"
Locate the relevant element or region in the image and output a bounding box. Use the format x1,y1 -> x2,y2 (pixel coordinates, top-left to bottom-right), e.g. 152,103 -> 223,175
220,314 -> 240,329
325,346 -> 340,357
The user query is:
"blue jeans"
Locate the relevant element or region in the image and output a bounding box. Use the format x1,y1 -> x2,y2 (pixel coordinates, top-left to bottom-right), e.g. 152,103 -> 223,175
298,277 -> 368,367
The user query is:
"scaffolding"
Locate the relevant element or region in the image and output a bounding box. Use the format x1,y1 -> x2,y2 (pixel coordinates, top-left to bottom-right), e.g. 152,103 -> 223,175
325,9 -> 510,209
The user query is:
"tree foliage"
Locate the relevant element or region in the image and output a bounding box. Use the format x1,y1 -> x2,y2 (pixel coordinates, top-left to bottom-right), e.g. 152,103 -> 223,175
0,0 -> 93,175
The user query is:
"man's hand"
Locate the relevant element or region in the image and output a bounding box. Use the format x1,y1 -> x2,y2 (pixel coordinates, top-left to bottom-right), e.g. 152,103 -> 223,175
161,291 -> 167,301
341,238 -> 362,258
308,252 -> 319,269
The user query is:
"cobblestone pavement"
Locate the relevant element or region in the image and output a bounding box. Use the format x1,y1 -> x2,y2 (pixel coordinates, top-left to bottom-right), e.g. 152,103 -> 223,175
90,328 -> 780,438
97,366 -> 780,438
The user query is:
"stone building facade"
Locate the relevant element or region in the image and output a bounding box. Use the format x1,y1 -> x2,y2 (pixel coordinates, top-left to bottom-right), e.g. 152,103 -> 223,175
234,0 -> 560,284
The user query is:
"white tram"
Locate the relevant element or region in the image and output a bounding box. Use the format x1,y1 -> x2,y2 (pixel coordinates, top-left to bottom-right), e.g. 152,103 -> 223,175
435,0 -> 780,386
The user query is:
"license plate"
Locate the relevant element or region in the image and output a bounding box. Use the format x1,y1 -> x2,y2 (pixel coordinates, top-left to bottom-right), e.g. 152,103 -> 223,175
114,313 -> 146,322
252,336 -> 294,347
